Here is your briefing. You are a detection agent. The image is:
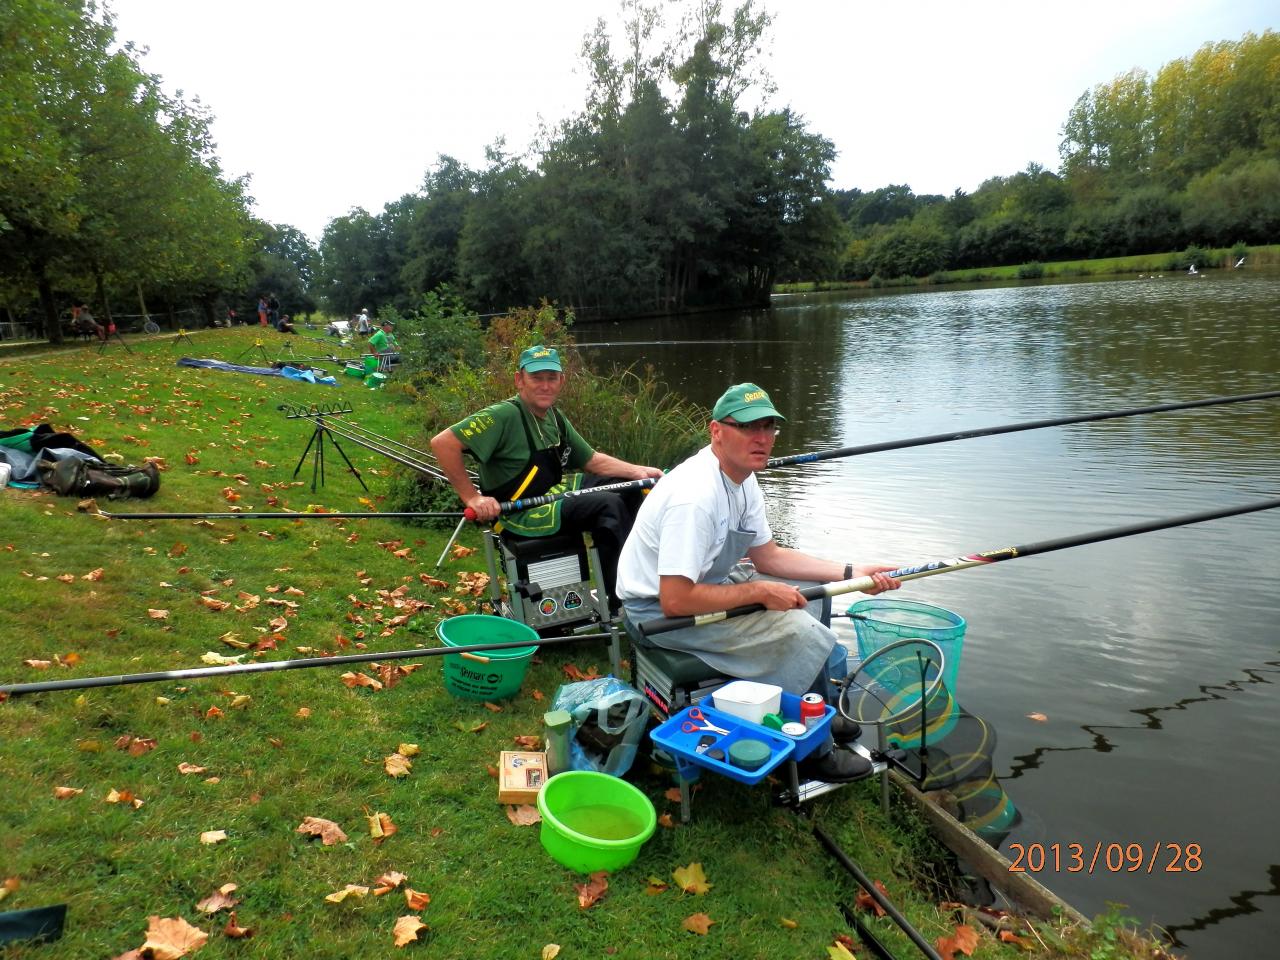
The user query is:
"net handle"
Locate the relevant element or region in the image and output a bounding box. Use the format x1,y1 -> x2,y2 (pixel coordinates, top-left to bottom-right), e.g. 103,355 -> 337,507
837,637 -> 946,727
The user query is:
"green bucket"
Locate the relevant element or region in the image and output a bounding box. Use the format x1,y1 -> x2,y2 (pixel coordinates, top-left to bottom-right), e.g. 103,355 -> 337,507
435,615 -> 539,700
537,771 -> 656,873
363,354 -> 379,375
849,598 -> 966,694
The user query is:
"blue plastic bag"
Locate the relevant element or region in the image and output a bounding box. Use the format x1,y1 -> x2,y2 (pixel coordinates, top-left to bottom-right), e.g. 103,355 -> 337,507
550,676 -> 648,777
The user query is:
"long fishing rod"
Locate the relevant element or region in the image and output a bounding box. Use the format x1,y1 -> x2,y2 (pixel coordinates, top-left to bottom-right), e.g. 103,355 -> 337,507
0,633 -> 588,697
769,388 -> 1280,468
98,510 -> 463,521
637,496 -> 1280,636
463,477 -> 661,520
464,390 -> 1280,520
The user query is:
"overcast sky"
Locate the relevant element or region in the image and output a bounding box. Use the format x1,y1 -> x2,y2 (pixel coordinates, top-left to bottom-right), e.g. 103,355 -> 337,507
107,0 -> 1276,242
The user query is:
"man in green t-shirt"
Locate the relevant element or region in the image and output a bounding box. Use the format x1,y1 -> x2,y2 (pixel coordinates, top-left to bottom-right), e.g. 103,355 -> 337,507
430,345 -> 662,612
368,319 -> 399,363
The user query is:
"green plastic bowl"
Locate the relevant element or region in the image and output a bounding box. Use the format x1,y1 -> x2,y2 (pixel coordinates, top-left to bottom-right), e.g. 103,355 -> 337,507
537,771 -> 656,873
435,615 -> 539,700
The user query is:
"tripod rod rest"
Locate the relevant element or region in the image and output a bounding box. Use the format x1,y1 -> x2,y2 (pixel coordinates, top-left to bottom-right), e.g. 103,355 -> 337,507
277,401 -> 355,420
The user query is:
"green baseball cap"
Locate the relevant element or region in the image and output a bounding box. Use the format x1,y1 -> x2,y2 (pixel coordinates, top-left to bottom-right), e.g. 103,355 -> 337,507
711,383 -> 786,423
518,344 -> 562,373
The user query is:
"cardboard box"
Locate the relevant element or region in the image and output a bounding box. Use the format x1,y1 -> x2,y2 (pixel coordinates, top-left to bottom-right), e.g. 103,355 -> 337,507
498,751 -> 548,804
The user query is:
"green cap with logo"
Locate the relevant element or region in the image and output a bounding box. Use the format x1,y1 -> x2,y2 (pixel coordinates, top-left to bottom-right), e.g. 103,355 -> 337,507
711,382 -> 786,423
518,344 -> 562,373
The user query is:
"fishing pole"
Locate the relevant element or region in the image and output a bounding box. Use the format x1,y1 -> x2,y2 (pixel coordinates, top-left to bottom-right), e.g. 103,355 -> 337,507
463,477 -> 661,520
769,388 -> 1280,469
0,634 -> 588,697
464,390 -> 1280,520
637,496 -> 1280,636
98,510 -> 463,521
569,339 -> 802,348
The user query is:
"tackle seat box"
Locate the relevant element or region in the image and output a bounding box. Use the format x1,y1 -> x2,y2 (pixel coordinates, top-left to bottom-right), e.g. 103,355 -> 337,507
622,614 -> 729,719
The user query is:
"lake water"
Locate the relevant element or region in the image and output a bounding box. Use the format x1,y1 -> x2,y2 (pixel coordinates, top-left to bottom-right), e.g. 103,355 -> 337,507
576,273 -> 1280,958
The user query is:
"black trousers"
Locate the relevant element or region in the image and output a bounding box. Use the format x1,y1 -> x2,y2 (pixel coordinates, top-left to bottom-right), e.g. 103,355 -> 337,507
556,474 -> 645,612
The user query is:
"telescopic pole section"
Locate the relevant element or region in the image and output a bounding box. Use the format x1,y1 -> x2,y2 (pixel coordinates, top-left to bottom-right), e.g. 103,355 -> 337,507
98,510 -> 463,520
813,823 -> 945,960
768,389 -> 1280,470
0,635 -> 583,697
463,476 -> 661,520
637,496 -> 1280,636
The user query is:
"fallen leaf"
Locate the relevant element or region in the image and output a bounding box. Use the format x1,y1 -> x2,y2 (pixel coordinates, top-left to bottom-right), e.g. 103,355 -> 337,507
340,671 -> 383,691
673,862 -> 712,895
999,929 -> 1032,949
512,734 -> 540,750
82,568 -> 104,581
199,651 -> 243,666
397,743 -> 420,757
199,830 -> 228,845
779,917 -> 798,928
325,884 -> 370,904
393,914 -> 427,947
54,786 -> 84,799
148,609 -> 170,619
385,753 -> 413,778
541,946 -> 561,960
935,922 -> 981,960
645,877 -> 669,896
195,883 -> 238,913
664,787 -> 682,803
827,941 -> 857,960
404,887 -> 430,911
373,871 -> 408,893
137,915 -> 208,960
104,788 -> 144,809
657,813 -> 675,829
296,816 -> 348,845
296,707 -> 312,718
682,912 -> 715,935
854,879 -> 891,917
368,811 -> 397,840
222,911 -> 253,939
575,871 -> 608,909
505,804 -> 541,826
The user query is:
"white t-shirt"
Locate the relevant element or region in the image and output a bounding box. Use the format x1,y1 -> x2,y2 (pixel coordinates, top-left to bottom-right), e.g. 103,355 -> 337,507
616,445 -> 771,601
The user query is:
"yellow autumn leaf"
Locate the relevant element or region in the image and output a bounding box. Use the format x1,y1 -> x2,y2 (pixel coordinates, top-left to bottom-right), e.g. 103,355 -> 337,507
397,743 -> 420,757
673,862 -> 713,895
542,945 -> 561,960
199,830 -> 228,845
324,884 -> 370,904
200,651 -> 243,666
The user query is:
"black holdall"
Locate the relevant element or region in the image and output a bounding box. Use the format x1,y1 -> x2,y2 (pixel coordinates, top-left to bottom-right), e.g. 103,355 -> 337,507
37,457 -> 161,500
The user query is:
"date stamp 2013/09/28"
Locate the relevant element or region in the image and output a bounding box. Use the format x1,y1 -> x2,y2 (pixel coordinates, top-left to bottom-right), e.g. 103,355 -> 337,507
1009,842 -> 1202,874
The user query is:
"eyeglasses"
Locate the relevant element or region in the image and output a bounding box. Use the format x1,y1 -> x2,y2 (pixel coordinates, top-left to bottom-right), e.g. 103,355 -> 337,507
719,419 -> 780,436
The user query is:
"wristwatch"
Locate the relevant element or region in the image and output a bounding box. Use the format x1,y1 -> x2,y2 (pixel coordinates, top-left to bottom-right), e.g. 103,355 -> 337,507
843,563 -> 854,580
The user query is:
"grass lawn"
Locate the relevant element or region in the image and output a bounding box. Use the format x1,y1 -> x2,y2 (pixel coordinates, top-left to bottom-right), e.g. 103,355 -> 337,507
1,327 -> 1166,958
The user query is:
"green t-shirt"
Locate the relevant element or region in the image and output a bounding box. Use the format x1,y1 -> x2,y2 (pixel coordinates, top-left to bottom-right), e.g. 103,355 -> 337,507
450,398 -> 594,492
449,398 -> 595,535
369,329 -> 397,352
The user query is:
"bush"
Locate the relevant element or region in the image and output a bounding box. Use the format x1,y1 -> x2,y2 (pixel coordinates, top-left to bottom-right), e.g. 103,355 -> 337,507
1173,245 -> 1210,270
1016,261 -> 1044,279
391,286 -> 486,382
383,304 -> 706,521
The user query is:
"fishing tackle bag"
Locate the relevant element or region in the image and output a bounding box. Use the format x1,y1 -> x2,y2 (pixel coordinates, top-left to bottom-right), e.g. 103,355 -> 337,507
37,457 -> 161,500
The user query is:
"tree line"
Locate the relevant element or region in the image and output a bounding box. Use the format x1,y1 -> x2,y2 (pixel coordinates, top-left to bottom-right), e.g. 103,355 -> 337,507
3,2 -> 1275,342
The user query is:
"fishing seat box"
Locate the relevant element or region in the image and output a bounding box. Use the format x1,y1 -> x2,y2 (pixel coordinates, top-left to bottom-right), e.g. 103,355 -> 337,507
622,614 -> 730,720
481,529 -> 623,677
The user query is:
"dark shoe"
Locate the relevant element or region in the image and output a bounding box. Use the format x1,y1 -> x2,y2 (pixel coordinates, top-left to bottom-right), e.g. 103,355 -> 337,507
830,714 -> 862,744
798,746 -> 873,784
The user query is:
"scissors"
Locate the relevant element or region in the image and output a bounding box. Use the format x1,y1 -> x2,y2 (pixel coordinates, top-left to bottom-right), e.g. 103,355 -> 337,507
680,707 -> 730,736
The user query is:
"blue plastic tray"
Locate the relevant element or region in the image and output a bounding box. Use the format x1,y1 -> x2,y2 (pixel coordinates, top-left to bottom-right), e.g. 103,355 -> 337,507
755,691 -> 835,762
650,703 -> 794,784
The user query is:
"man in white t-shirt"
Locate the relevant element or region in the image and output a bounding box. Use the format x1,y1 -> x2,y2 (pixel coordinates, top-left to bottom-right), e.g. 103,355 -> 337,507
616,382 -> 900,781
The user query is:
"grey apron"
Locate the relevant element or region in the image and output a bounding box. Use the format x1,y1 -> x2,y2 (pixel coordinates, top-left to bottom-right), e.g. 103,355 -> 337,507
623,520 -> 838,695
